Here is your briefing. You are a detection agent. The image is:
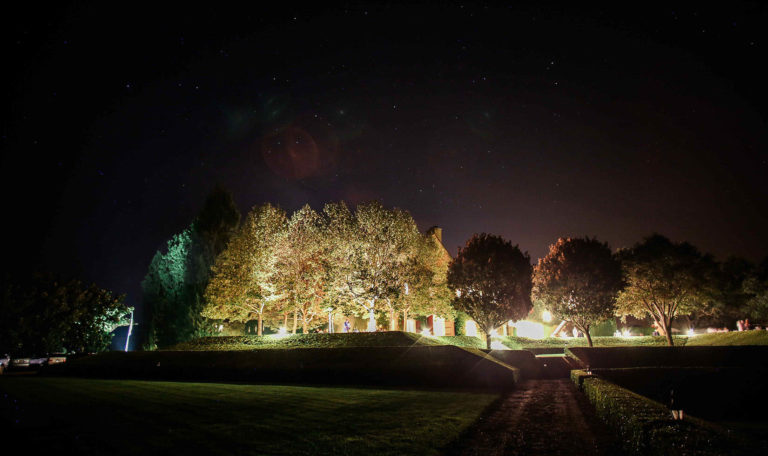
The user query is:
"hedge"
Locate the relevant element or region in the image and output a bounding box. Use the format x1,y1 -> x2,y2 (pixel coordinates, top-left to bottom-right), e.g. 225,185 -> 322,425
566,346 -> 768,369
571,370 -> 757,455
44,345 -> 519,390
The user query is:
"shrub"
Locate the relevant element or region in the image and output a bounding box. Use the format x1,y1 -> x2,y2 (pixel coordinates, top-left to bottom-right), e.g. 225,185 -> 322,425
566,346 -> 768,369
571,370 -> 753,455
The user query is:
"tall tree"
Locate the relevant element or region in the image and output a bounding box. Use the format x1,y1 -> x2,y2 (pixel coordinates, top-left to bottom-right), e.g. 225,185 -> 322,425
616,234 -> 716,346
141,227 -> 198,348
141,186 -> 240,348
203,204 -> 286,335
533,237 -> 623,347
194,184 -> 241,265
275,205 -> 330,333
328,201 -> 422,331
447,233 -> 533,349
395,233 -> 453,331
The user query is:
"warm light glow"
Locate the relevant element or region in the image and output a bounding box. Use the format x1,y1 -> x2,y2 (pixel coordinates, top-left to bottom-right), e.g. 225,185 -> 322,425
541,310 -> 552,323
278,327 -> 287,335
511,320 -> 545,339
490,340 -> 508,350
489,329 -> 499,338
465,320 -> 478,337
406,318 -> 416,333
614,330 -> 621,337
421,328 -> 432,337
621,328 -> 631,338
433,316 -> 446,336
687,328 -> 695,336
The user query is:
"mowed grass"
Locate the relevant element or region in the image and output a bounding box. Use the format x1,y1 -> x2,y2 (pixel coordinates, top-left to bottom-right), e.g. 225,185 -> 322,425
686,330 -> 768,346
0,377 -> 497,456
499,335 -> 689,349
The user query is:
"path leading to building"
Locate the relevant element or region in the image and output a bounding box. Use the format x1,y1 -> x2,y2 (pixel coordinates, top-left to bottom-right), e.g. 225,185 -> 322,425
446,379 -> 620,456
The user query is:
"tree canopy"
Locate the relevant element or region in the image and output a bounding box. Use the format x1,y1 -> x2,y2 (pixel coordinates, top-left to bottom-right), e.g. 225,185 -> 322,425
533,237 -> 623,346
203,203 -> 286,335
0,273 -> 130,355
447,233 -> 532,349
616,234 -> 716,346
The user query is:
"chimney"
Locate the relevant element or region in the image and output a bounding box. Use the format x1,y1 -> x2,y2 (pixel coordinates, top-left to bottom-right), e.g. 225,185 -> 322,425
427,226 -> 442,243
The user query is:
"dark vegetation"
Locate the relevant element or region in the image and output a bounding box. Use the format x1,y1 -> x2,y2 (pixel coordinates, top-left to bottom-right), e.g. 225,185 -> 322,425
566,345 -> 768,369
571,370 -> 765,455
593,368 -> 768,422
44,345 -> 520,390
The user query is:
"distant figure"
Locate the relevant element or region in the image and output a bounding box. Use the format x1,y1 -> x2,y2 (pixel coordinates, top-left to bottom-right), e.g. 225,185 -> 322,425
343,318 -> 351,333
572,327 -> 579,338
745,318 -> 750,330
737,320 -> 744,331
670,389 -> 684,420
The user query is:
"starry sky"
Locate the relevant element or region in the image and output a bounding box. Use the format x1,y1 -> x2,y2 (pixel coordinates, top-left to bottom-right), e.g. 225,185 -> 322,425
3,1 -> 767,310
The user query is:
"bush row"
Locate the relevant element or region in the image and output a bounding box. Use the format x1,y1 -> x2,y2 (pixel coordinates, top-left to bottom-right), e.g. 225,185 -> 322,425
566,346 -> 768,369
571,370 -> 759,455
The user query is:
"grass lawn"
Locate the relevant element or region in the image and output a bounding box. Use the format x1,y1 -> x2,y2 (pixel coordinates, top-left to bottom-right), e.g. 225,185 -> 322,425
0,377 -> 497,455
685,330 -> 768,346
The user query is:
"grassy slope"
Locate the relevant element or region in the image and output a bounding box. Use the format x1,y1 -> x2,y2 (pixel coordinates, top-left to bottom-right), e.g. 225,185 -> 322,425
0,377 -> 496,456
685,330 -> 768,346
499,335 -> 689,349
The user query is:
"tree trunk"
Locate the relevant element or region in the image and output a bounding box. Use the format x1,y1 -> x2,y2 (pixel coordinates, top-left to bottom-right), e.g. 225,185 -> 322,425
661,317 -> 674,346
390,309 -> 397,331
485,330 -> 492,350
403,309 -> 409,332
283,312 -> 288,330
584,325 -> 593,347
302,318 -> 308,334
257,313 -> 263,336
293,310 -> 298,334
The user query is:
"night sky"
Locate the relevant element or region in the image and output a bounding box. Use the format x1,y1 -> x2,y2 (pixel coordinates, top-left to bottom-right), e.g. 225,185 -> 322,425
3,2 -> 767,311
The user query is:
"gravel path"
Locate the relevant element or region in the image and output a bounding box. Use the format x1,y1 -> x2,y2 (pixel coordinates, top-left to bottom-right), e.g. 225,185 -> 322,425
446,379 -> 620,456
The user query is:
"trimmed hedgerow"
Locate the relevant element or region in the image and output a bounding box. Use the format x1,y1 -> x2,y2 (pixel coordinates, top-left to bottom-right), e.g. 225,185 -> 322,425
572,370 -> 759,455
566,346 -> 768,369
169,331 -> 441,351
44,345 -> 520,390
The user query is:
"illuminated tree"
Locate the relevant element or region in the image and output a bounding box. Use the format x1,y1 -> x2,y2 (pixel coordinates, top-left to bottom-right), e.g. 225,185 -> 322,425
325,201 -> 422,331
141,186 -> 240,348
141,227 -> 199,348
0,273 -> 130,354
203,204 -> 286,335
448,233 -> 533,349
275,205 -> 331,333
533,237 -> 623,347
394,233 -> 453,331
616,234 -> 716,346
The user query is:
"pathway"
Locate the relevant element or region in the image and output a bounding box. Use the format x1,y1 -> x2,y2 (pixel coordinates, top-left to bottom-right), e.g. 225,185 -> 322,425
445,379 -> 619,456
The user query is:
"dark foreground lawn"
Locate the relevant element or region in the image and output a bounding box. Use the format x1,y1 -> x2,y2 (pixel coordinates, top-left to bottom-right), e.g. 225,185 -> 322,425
0,377 -> 497,456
